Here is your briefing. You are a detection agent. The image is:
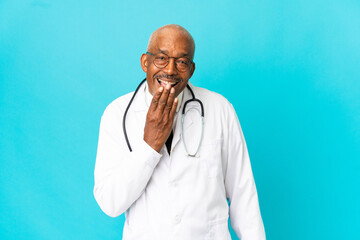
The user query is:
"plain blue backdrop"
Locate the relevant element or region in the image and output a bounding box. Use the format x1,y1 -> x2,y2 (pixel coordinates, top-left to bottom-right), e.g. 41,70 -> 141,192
1,0 -> 359,239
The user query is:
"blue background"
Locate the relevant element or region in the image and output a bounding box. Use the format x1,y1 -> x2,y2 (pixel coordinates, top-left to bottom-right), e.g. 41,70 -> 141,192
1,0 -> 359,239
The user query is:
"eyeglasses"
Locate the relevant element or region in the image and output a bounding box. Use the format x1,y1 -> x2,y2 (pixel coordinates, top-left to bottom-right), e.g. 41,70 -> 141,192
146,51 -> 193,72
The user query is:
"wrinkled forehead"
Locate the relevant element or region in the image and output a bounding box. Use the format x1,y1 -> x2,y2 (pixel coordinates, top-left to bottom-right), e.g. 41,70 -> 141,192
148,30 -> 194,58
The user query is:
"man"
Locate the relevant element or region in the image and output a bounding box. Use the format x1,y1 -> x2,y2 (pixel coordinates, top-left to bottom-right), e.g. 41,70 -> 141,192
94,24 -> 266,240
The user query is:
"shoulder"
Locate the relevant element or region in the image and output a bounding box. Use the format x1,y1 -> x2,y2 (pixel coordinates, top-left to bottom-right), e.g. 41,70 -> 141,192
190,84 -> 234,113
102,92 -> 134,118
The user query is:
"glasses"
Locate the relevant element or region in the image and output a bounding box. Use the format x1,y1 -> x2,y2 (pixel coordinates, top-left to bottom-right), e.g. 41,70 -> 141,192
146,51 -> 193,72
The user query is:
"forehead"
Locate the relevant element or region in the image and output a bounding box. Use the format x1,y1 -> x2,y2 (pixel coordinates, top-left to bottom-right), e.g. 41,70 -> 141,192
151,31 -> 193,56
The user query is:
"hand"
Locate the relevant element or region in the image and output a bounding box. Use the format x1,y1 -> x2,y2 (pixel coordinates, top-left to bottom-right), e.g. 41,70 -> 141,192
144,83 -> 178,152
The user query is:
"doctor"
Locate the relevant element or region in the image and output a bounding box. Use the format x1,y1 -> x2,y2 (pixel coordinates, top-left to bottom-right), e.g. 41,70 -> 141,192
94,24 -> 266,240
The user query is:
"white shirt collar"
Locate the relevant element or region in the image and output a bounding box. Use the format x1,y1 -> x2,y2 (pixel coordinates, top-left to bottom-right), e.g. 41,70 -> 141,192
144,82 -> 184,113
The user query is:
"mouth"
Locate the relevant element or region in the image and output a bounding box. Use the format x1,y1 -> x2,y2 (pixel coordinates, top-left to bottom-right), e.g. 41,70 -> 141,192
156,78 -> 180,88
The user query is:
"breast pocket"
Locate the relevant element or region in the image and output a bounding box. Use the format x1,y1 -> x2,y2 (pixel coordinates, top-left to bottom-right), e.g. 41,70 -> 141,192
199,139 -> 223,178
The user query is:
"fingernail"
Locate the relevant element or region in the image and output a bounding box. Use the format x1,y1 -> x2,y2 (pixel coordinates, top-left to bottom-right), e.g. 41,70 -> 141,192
159,87 -> 163,92
166,83 -> 171,90
171,88 -> 174,94
174,98 -> 178,103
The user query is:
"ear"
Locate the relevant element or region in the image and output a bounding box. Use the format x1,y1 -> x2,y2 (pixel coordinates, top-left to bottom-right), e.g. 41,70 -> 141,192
188,62 -> 195,79
140,53 -> 148,73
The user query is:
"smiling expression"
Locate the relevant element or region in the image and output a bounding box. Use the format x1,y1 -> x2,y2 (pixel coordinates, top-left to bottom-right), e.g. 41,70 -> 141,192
140,27 -> 195,97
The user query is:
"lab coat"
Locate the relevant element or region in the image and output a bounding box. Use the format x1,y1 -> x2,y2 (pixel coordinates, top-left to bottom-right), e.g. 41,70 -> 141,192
94,82 -> 266,240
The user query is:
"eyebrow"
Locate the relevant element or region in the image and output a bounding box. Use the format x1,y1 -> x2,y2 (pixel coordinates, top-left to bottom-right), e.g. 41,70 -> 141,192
158,49 -> 189,58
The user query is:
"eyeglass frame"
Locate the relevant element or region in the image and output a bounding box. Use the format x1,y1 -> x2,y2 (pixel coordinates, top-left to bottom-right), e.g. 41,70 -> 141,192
145,51 -> 194,72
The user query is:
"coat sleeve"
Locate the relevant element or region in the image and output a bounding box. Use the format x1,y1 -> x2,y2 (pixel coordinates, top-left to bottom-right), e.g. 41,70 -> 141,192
93,104 -> 162,217
224,103 -> 266,240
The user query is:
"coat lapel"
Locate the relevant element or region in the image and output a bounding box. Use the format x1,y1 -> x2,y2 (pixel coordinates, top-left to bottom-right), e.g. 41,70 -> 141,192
171,83 -> 196,152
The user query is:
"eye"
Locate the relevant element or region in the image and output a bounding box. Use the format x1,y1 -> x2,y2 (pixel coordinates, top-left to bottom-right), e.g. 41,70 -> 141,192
154,54 -> 168,67
177,58 -> 190,66
155,54 -> 168,61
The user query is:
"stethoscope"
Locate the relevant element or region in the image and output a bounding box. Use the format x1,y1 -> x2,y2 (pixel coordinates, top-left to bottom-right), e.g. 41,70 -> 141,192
123,78 -> 204,157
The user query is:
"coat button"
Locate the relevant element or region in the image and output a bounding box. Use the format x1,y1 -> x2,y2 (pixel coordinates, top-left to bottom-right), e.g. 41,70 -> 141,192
168,180 -> 177,187
174,215 -> 181,224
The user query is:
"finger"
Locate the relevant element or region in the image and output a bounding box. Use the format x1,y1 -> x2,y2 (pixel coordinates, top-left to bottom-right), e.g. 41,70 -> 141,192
164,87 -> 175,115
168,97 -> 178,121
149,87 -> 163,111
156,83 -> 171,112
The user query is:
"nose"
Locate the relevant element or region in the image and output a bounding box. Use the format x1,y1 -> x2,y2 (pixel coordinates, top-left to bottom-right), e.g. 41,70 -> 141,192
163,58 -> 177,75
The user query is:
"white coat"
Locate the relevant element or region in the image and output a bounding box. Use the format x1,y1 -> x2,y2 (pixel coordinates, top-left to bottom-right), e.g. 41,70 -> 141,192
94,82 -> 266,240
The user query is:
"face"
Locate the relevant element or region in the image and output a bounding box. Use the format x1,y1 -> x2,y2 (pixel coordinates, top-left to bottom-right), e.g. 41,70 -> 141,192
141,31 -> 195,97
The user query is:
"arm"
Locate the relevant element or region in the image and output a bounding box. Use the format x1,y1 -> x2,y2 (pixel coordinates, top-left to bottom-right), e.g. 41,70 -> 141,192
93,107 -> 161,217
93,84 -> 177,217
224,104 -> 266,240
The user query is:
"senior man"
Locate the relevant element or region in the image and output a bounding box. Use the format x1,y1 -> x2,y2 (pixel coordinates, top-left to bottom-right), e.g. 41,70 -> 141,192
94,24 -> 266,240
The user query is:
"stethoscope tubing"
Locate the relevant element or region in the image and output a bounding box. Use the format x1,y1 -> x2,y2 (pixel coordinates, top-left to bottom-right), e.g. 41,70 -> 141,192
122,78 -> 147,152
123,79 -> 204,156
